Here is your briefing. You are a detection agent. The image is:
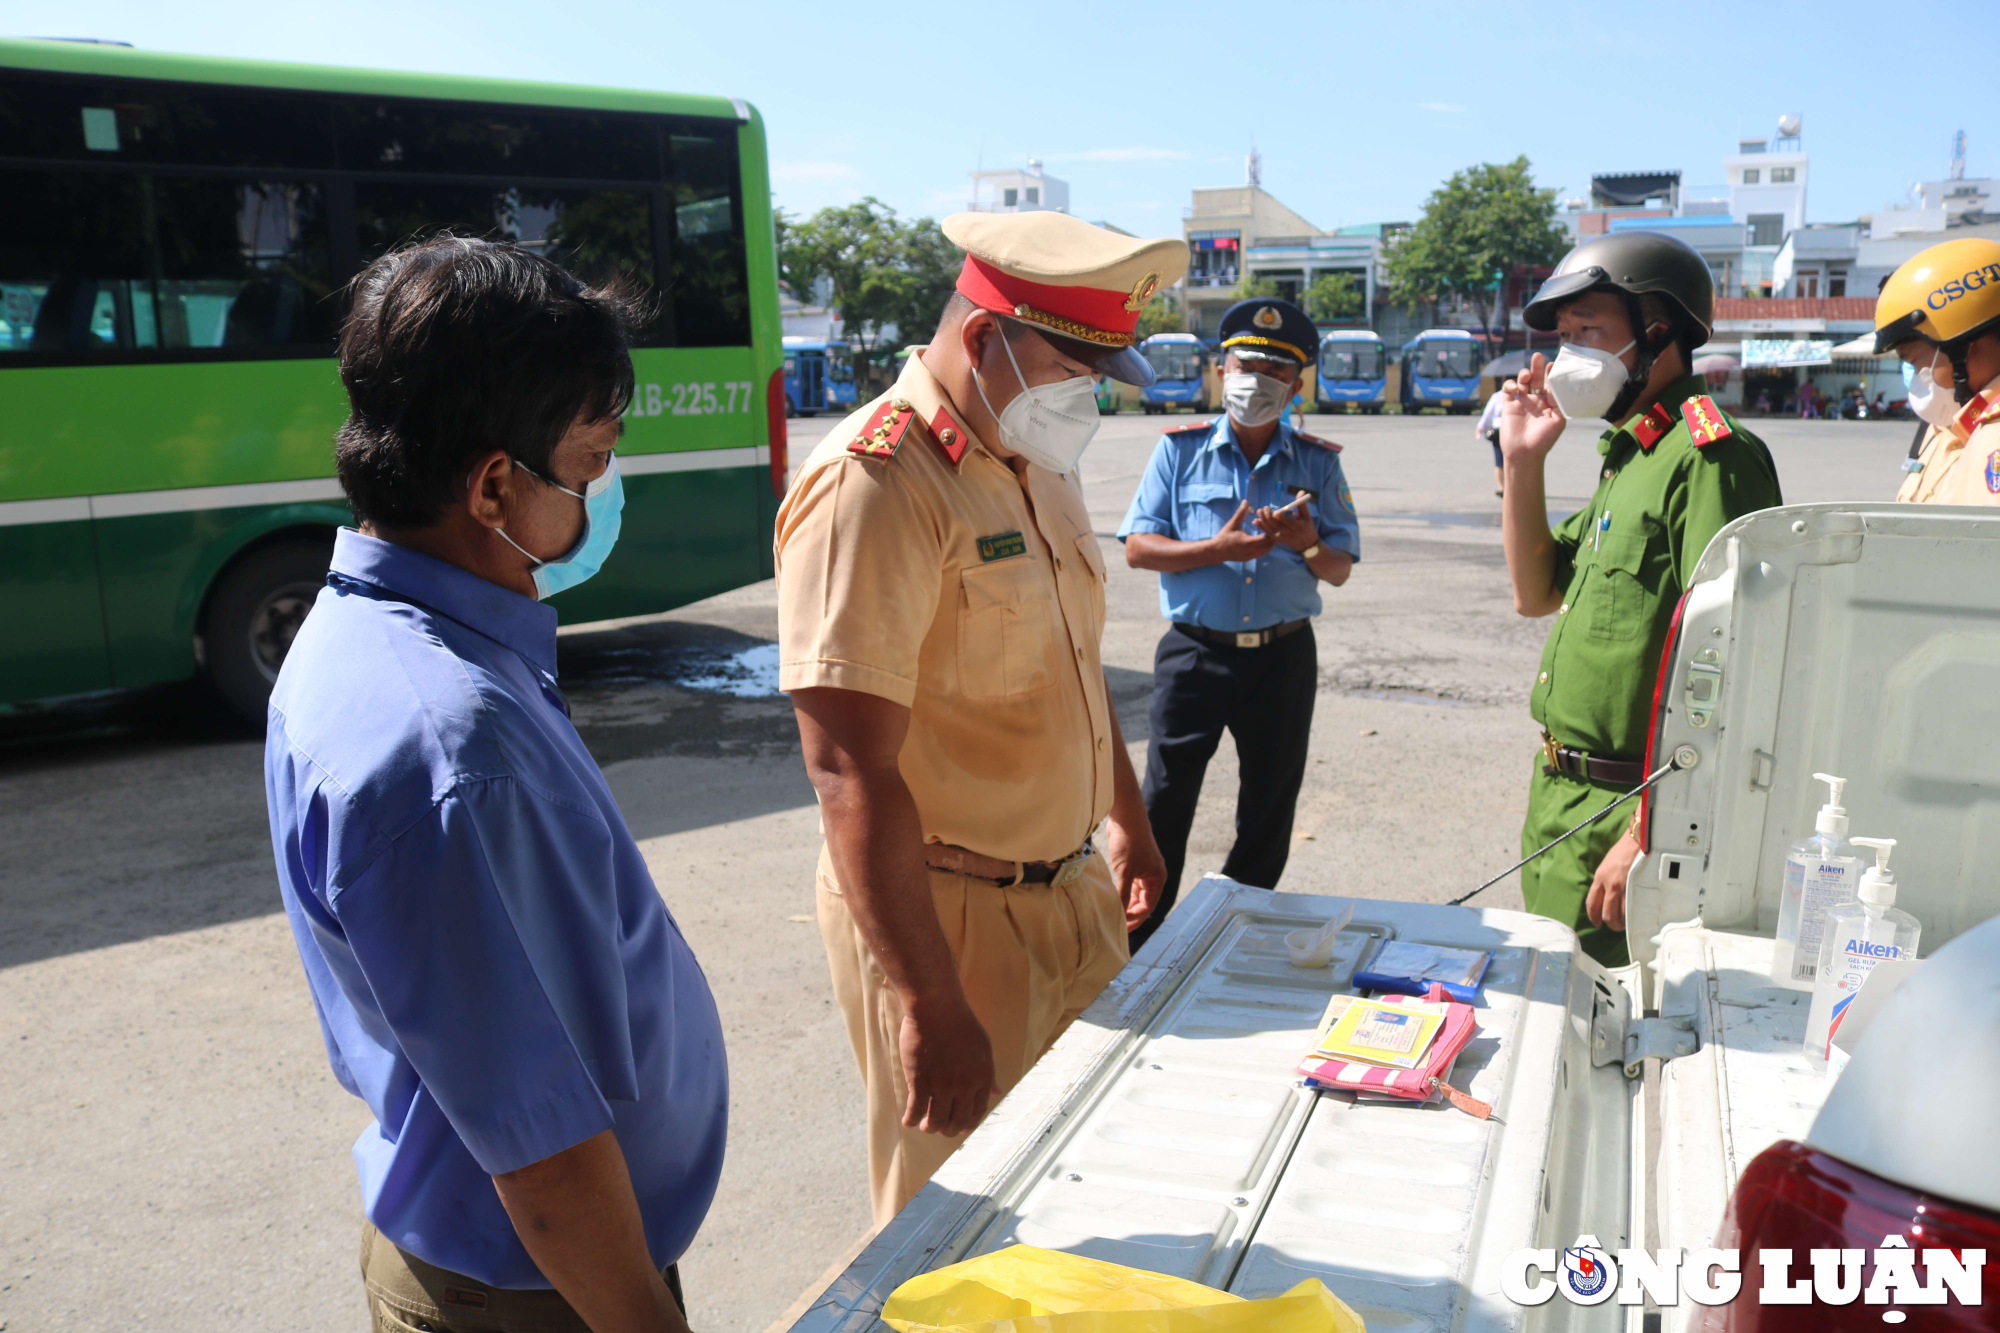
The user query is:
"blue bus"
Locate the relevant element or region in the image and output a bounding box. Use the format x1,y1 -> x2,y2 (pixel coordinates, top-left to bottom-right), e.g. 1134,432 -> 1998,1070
1137,333 -> 1213,414
1315,330 -> 1388,413
782,336 -> 856,416
1399,328 -> 1483,414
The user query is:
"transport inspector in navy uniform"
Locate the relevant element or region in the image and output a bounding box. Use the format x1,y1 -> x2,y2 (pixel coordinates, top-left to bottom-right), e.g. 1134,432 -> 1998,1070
1116,297 -> 1359,950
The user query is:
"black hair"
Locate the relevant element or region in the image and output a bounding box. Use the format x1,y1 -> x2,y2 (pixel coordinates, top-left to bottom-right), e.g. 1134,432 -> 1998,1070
334,234 -> 641,531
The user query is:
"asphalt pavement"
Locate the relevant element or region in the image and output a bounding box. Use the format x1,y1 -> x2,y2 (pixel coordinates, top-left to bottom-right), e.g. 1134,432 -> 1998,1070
0,408 -> 1915,1332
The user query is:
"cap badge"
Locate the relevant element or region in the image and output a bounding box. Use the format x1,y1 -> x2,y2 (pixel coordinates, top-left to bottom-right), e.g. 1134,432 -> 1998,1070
1253,305 -> 1283,329
1123,271 -> 1162,313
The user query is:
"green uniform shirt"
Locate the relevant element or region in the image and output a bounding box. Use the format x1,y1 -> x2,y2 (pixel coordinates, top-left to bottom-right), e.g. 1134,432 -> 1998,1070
1529,375 -> 1782,757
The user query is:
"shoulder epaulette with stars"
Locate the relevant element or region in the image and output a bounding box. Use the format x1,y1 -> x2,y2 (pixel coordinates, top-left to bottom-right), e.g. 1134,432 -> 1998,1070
1680,394 -> 1734,449
1293,430 -> 1343,453
846,397 -> 918,460
1162,417 -> 1216,435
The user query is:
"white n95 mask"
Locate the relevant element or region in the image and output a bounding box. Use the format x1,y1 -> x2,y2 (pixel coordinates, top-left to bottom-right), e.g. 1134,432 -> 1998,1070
972,325 -> 1102,473
1223,371 -> 1292,428
1544,339 -> 1636,422
1904,357 -> 1956,429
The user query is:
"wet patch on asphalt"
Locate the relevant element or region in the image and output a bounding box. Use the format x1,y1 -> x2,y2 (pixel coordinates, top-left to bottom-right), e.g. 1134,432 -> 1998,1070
557,620 -> 798,765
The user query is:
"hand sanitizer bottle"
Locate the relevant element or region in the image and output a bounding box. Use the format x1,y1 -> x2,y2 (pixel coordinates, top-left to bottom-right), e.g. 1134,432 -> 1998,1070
1771,773 -> 1859,990
1803,837 -> 1921,1068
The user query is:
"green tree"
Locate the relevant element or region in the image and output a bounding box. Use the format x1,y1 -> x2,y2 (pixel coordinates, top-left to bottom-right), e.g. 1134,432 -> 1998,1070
1383,156 -> 1569,336
778,197 -> 962,373
1134,289 -> 1186,339
1304,271 -> 1362,322
1238,276 -> 1282,300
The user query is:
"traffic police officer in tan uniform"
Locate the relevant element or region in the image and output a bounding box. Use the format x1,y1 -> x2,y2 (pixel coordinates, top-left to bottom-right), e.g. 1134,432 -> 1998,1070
1873,237 -> 2000,504
776,211 -> 1187,1223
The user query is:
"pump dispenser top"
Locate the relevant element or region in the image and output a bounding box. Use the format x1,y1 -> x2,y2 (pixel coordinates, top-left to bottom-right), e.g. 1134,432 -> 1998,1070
1812,772 -> 1849,838
1852,837 -> 1897,905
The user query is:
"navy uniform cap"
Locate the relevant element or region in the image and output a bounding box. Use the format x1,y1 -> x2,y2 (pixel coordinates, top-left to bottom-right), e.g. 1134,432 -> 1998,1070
1219,297 -> 1316,366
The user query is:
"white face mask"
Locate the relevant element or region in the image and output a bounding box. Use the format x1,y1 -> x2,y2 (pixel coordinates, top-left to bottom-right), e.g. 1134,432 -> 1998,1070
971,326 -> 1101,472
1545,339 -> 1637,421
1223,371 -> 1292,428
1904,356 -> 1956,429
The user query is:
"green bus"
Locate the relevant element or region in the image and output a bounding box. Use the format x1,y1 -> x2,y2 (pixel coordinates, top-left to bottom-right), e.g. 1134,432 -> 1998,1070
0,38 -> 787,725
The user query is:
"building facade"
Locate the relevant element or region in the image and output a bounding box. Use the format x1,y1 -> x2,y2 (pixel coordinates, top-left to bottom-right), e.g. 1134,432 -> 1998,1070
968,159 -> 1070,214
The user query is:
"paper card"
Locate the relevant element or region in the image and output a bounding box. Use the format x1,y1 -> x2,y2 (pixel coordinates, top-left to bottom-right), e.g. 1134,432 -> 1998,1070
1312,995 -> 1446,1070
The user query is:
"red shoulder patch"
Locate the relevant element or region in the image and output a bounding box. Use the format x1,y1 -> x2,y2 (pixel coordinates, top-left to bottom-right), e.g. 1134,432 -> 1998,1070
1162,417 -> 1217,435
846,397 -> 917,460
1680,395 -> 1734,448
1631,402 -> 1674,452
927,404 -> 969,465
1292,430 -> 1343,453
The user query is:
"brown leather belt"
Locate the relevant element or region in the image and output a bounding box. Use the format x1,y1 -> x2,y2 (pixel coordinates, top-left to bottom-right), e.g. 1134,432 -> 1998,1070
926,841 -> 1093,888
1174,618 -> 1310,650
1542,734 -> 1646,787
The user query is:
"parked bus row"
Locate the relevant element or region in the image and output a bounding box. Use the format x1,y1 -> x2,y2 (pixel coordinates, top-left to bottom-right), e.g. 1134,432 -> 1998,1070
1097,328 -> 1488,417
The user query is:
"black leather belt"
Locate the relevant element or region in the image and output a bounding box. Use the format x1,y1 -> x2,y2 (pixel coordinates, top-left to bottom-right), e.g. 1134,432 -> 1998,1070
926,842 -> 1093,888
1542,734 -> 1646,787
1174,618 -> 1310,650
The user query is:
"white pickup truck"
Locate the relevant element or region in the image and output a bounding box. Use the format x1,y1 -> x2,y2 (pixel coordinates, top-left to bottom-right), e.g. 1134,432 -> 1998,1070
779,503 -> 2000,1332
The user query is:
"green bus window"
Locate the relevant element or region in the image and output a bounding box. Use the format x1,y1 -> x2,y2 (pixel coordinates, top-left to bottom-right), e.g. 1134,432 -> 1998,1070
668,130 -> 750,347
0,172 -> 335,357
0,73 -> 337,168
354,183 -> 662,343
331,98 -> 660,181
150,179 -> 336,350
0,170 -> 148,354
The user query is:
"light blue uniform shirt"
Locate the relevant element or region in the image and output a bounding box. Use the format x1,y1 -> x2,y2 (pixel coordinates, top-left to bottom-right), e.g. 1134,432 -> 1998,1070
264,529 -> 727,1287
1116,417 -> 1361,632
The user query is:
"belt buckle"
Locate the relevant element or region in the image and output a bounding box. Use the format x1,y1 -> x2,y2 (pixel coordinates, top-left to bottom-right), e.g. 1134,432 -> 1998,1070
1541,734 -> 1562,770
1235,631 -> 1262,649
1053,849 -> 1088,888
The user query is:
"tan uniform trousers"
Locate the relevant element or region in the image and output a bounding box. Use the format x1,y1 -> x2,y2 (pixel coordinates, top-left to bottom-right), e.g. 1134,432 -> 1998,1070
360,1222 -> 684,1333
815,842 -> 1129,1226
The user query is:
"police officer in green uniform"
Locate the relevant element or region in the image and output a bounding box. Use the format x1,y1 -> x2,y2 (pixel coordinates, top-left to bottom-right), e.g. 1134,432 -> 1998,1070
1498,232 -> 1782,965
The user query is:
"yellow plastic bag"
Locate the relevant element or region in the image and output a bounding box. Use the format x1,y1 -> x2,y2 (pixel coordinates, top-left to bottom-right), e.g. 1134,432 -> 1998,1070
881,1244 -> 1366,1333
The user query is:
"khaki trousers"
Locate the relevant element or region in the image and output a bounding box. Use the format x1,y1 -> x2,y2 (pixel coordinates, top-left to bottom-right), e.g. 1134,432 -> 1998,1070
360,1222 -> 684,1333
815,843 -> 1130,1226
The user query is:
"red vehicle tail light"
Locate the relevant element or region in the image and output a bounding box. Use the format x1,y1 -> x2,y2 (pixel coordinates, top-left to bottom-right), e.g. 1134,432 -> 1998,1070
1694,1140 -> 1998,1329
766,366 -> 789,499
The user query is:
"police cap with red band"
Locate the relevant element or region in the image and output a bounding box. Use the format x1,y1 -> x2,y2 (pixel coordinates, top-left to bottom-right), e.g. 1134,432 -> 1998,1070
941,211 -> 1189,386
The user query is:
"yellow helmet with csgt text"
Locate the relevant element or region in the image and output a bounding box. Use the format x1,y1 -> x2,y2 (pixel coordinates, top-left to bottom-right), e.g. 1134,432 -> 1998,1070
1873,237 -> 2000,352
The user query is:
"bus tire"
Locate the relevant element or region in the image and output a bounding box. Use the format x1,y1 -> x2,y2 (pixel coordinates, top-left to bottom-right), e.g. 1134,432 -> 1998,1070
200,533 -> 335,730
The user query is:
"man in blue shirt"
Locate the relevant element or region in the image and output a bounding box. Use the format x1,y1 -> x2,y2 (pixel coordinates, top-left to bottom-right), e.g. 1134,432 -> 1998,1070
264,237 -> 723,1333
1117,298 -> 1360,948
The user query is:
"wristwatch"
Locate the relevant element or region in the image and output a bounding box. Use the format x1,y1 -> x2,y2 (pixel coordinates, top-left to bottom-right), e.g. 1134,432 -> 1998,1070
1301,543 -> 1322,561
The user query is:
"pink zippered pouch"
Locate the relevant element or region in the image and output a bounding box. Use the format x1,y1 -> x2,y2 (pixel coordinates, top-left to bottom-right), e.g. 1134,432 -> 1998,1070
1298,983 -> 1491,1118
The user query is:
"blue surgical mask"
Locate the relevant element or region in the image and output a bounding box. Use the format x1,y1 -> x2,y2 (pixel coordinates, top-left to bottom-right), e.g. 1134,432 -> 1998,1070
496,454 -> 624,599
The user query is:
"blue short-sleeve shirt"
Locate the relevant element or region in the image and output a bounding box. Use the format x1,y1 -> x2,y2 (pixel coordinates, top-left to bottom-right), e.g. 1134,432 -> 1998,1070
264,529 -> 727,1288
1116,417 -> 1361,631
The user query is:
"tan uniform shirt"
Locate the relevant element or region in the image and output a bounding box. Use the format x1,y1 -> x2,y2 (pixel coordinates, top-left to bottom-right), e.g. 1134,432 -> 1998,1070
1897,375 -> 2000,504
775,354 -> 1115,863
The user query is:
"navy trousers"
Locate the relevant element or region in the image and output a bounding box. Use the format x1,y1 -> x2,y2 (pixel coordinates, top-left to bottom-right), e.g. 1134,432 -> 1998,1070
1131,622 -> 1316,951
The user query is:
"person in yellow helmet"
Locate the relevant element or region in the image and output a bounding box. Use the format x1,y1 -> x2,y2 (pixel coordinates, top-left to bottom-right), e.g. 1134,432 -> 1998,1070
1874,237 -> 2000,503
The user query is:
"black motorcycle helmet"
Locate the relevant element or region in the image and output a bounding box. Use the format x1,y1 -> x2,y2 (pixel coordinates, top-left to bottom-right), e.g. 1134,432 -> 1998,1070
1524,232 -> 1715,419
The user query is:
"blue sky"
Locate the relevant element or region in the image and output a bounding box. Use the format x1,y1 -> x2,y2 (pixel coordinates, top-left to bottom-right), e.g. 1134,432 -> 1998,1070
7,0 -> 1994,237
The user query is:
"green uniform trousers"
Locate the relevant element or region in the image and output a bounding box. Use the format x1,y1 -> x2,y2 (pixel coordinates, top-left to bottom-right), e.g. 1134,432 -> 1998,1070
1520,752 -> 1632,967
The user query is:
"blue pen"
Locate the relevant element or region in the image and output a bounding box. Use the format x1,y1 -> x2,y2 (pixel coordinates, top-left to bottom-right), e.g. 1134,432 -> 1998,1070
1595,511 -> 1610,549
